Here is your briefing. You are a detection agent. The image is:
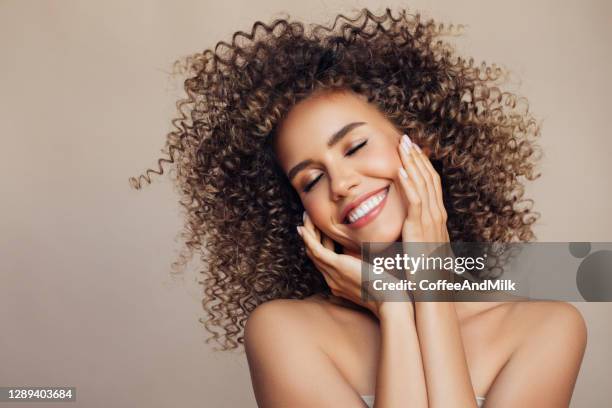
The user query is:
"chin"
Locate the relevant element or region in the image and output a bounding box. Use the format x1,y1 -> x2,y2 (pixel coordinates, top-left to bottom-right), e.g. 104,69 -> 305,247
362,223 -> 403,244
350,210 -> 403,243
358,231 -> 402,256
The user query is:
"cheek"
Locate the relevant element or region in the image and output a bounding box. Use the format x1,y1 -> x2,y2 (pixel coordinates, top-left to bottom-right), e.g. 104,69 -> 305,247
361,143 -> 402,176
303,199 -> 332,231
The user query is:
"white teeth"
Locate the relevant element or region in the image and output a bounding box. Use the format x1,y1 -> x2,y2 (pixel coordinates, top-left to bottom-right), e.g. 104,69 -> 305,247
346,188 -> 388,224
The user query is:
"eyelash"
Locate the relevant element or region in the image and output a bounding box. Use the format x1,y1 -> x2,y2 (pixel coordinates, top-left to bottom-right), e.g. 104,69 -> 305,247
303,140 -> 368,193
347,140 -> 368,156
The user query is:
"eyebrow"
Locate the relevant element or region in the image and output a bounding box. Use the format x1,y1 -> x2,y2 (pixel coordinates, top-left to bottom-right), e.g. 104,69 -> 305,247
287,121 -> 366,181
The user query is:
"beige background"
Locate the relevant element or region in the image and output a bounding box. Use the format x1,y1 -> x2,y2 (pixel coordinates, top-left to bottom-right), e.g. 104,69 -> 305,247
1,0 -> 610,407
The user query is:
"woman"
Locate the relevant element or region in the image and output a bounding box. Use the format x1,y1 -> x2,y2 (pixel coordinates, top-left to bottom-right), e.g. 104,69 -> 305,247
132,8 -> 587,407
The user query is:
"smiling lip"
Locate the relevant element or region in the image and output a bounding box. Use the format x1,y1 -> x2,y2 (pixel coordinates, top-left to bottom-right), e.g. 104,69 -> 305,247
340,185 -> 390,225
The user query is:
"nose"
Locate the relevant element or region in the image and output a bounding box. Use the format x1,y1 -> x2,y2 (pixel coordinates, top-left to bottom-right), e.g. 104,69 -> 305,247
328,165 -> 360,201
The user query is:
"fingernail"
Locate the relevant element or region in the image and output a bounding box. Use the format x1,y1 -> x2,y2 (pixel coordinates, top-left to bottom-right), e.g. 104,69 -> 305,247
303,211 -> 307,223
296,226 -> 303,236
413,143 -> 422,153
401,134 -> 412,151
401,134 -> 412,152
399,167 -> 408,179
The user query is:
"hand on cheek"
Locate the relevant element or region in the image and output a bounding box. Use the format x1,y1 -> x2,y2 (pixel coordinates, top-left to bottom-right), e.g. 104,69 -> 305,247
396,134 -> 449,243
297,212 -> 389,316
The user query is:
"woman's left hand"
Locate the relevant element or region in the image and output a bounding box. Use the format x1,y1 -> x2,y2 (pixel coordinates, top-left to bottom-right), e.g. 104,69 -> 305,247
396,135 -> 458,301
396,135 -> 450,244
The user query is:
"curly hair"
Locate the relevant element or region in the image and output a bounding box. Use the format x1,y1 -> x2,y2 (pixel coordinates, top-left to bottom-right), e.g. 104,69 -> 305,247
130,8 -> 541,350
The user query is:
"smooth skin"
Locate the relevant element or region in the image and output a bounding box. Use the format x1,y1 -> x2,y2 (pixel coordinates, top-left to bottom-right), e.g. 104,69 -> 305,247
245,91 -> 587,407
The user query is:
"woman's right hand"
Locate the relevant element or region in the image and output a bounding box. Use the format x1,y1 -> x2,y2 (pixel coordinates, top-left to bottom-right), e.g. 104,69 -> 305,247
298,212 -> 412,319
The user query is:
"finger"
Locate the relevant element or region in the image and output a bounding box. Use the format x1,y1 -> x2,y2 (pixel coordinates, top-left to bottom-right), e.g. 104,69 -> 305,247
303,211 -> 321,242
415,148 -> 447,222
321,234 -> 335,253
298,225 -> 337,267
299,226 -> 344,295
414,149 -> 449,241
306,245 -> 344,290
396,165 -> 422,224
399,136 -> 431,221
305,246 -> 333,274
407,142 -> 438,222
397,137 -> 423,222
305,246 -> 341,291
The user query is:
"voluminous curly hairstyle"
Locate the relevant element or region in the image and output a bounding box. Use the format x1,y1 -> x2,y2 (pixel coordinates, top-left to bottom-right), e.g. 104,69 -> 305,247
131,8 -> 541,350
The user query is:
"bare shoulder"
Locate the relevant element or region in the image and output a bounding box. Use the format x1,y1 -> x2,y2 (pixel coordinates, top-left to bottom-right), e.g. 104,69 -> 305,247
244,296 -> 349,348
508,301 -> 587,343
465,301 -> 587,367
484,302 -> 588,405
498,301 -> 588,374
248,293 -> 373,328
244,297 -> 373,407
245,298 -> 321,344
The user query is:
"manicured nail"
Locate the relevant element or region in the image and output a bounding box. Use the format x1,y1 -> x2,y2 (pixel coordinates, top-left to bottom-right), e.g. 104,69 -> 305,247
296,226 -> 303,236
401,134 -> 412,152
401,141 -> 412,154
399,167 -> 408,179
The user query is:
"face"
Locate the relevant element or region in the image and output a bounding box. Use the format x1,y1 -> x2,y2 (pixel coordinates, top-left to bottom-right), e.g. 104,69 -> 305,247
274,90 -> 408,255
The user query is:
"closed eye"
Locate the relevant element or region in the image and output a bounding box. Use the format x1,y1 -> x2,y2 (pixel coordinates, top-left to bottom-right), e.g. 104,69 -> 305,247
304,174 -> 323,192
303,139 -> 368,193
346,139 -> 367,156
